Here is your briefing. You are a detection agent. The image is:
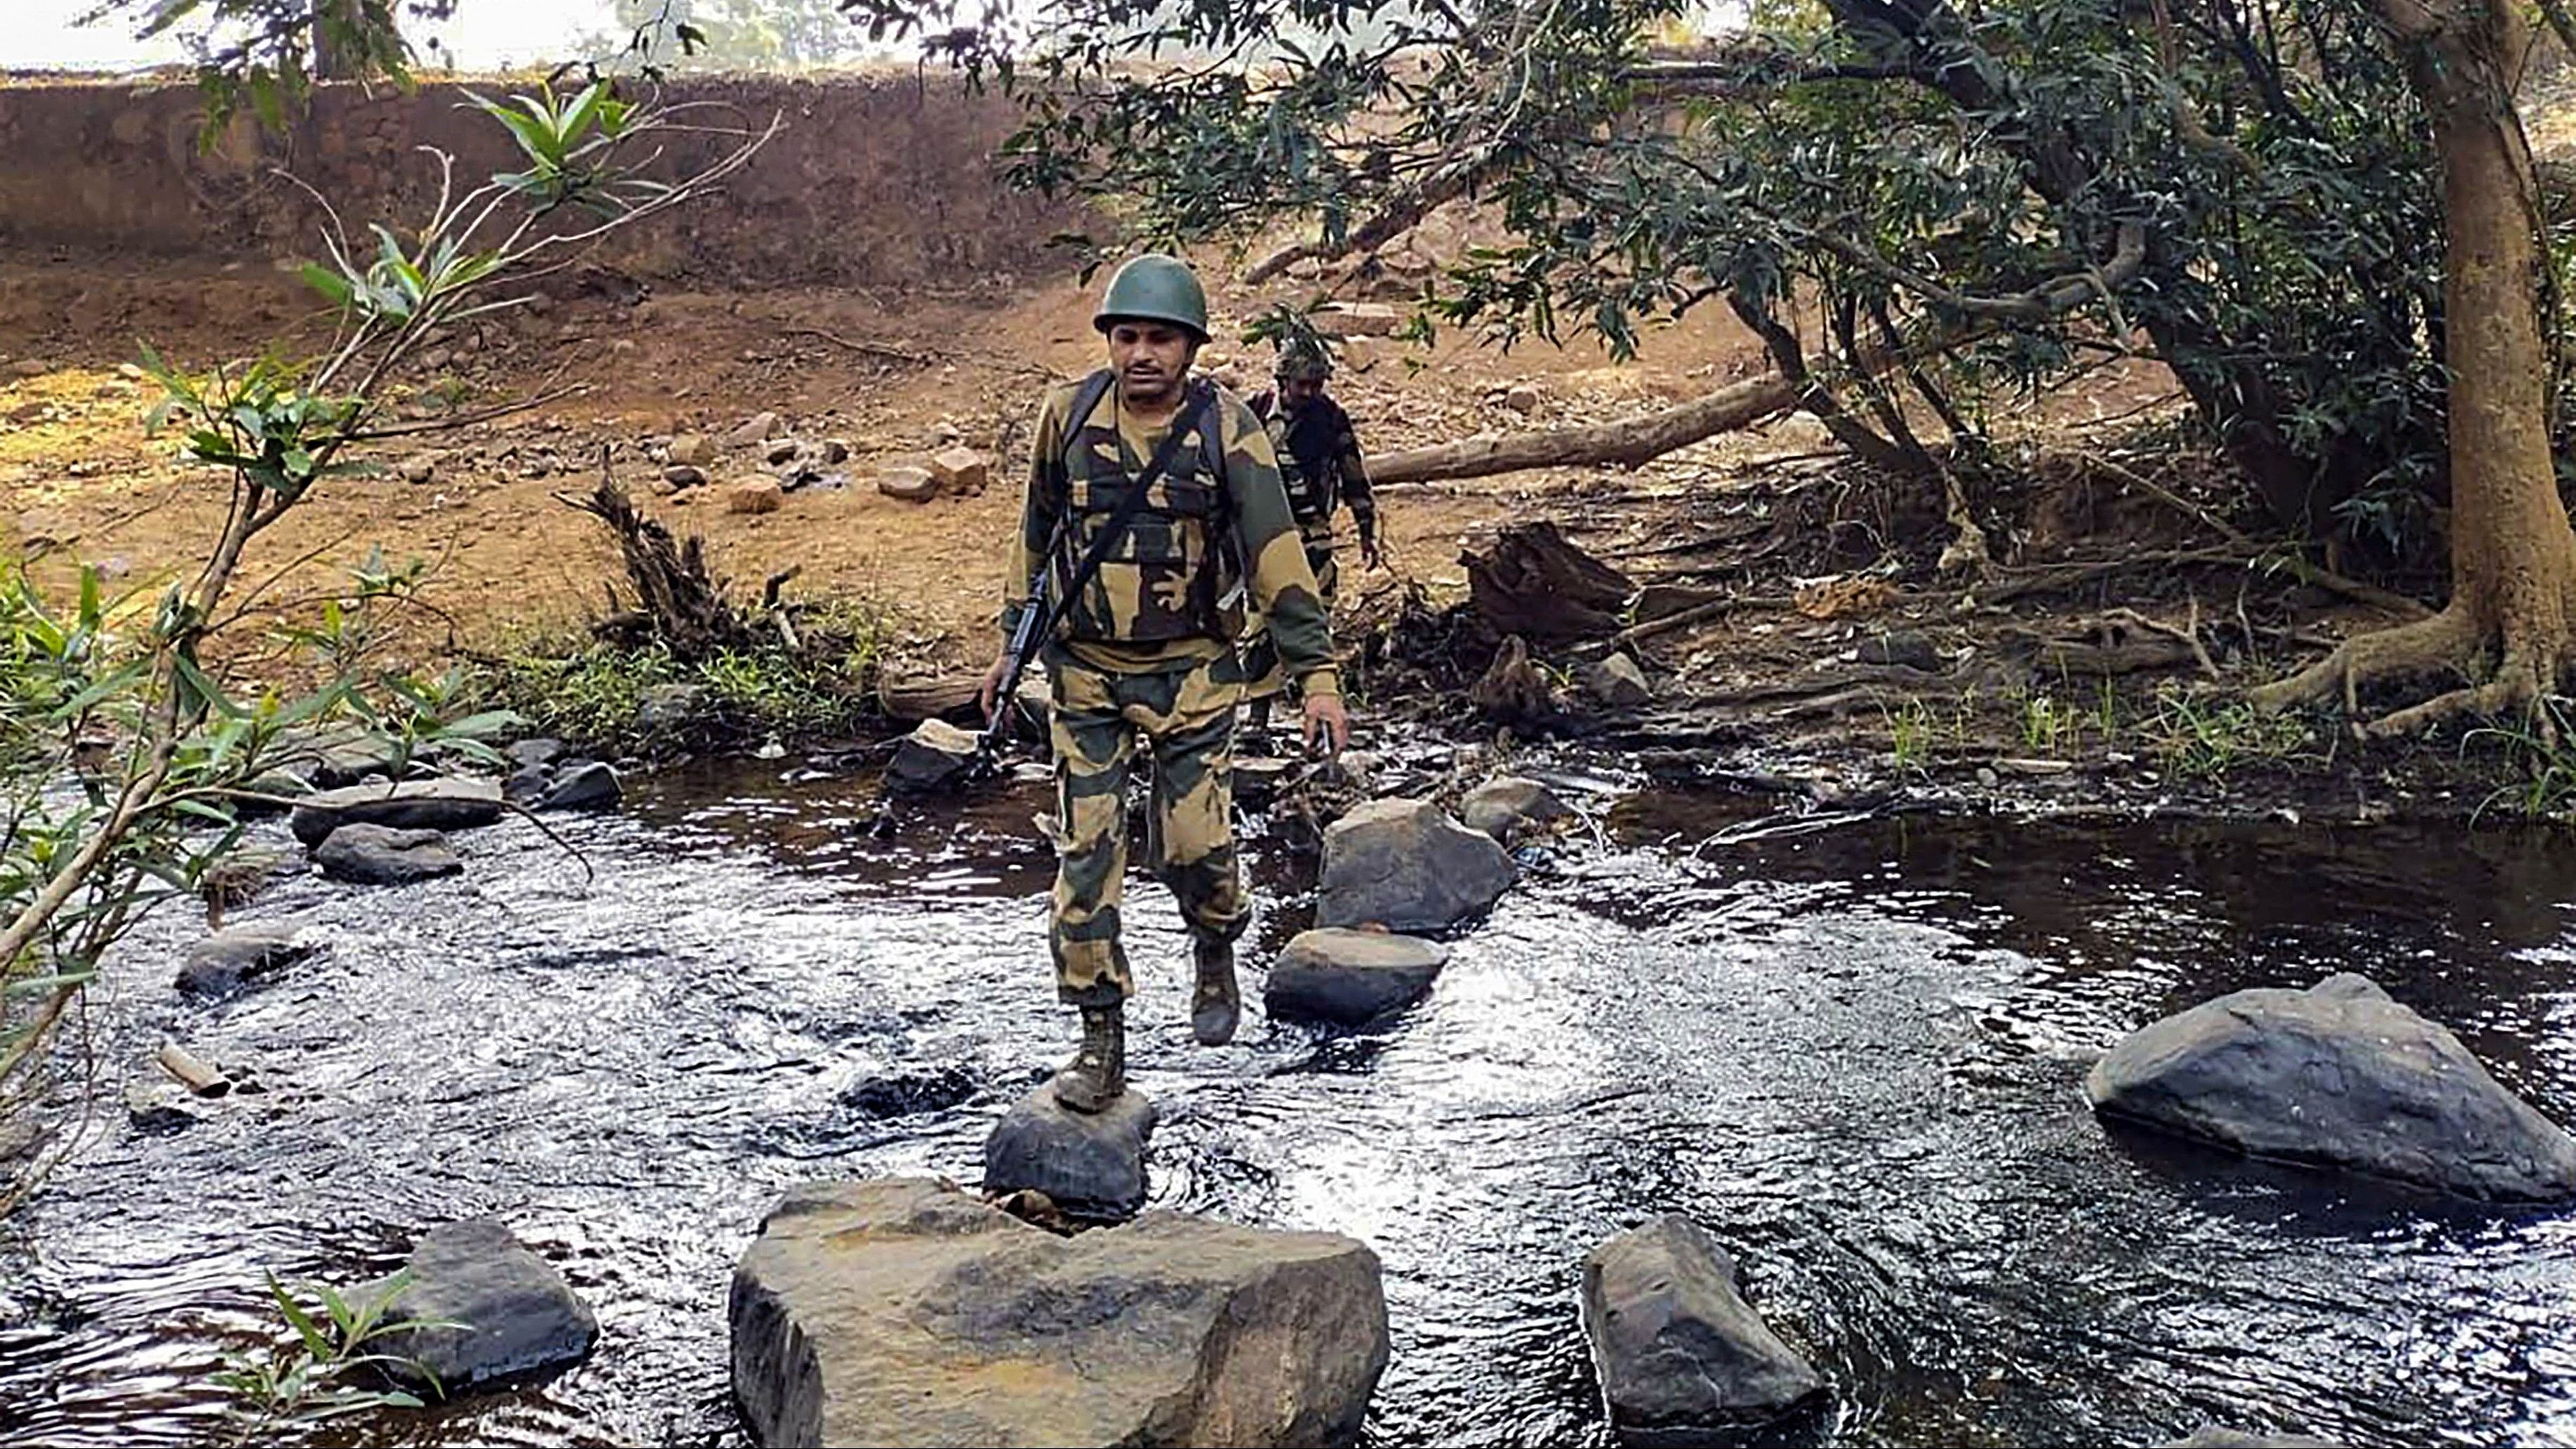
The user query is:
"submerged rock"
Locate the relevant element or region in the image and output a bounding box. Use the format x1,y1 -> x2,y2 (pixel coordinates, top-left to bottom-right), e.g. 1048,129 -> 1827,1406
840,1064 -> 979,1119
314,824 -> 463,885
1459,775 -> 1573,843
372,1220 -> 599,1393
176,922 -> 321,998
982,1081 -> 1156,1221
1316,797 -> 1514,933
2086,972 -> 2576,1202
1581,1215 -> 1824,1445
1266,928 -> 1450,1025
288,777 -> 503,847
729,1177 -> 1388,1449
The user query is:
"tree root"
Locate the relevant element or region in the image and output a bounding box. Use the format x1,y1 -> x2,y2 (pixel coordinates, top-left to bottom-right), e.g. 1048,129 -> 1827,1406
2245,605 -> 2570,738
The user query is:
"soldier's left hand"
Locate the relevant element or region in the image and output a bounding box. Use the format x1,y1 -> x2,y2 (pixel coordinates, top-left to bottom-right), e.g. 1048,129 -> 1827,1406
1302,693 -> 1350,758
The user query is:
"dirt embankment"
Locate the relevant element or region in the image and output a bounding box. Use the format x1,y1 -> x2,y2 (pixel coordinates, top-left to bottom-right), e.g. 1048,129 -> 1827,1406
0,73 -> 2481,815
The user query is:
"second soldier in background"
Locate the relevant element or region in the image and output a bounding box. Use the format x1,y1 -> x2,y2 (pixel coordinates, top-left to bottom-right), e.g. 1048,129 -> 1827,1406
1242,335 -> 1383,745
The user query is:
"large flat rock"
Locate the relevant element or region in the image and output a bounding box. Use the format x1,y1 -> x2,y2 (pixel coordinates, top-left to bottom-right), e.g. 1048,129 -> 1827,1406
982,1082 -> 1156,1221
1582,1215 -> 1823,1445
288,776 -> 503,846
1266,927 -> 1449,1024
1317,796 -> 1515,933
730,1178 -> 1389,1448
2086,972 -> 2576,1202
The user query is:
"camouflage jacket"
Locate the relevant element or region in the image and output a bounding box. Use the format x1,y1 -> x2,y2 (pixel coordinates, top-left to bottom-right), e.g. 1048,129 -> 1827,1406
1003,372 -> 1339,696
1249,388 -> 1377,554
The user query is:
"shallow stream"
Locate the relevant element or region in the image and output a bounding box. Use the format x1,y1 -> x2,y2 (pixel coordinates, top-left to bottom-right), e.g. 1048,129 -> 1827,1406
6,759 -> 2576,1448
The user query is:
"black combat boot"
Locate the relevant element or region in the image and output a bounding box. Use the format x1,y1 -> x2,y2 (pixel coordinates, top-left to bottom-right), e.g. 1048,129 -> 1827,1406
1190,936 -> 1240,1046
1052,1003 -> 1126,1114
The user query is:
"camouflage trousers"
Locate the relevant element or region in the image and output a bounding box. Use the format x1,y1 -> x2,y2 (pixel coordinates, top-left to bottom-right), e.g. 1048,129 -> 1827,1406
1242,543 -> 1339,703
1046,647 -> 1247,1006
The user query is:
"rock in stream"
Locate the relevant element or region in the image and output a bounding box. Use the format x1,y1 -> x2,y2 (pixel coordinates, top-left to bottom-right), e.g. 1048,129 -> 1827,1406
729,1177 -> 1389,1448
981,1081 -> 1156,1221
1265,927 -> 1449,1024
370,1219 -> 599,1393
2087,972 -> 2576,1202
1581,1214 -> 1824,1445
1316,797 -> 1514,932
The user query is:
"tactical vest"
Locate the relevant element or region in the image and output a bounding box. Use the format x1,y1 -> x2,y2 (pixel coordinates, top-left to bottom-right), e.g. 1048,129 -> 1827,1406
1054,370 -> 1234,645
1254,390 -> 1340,527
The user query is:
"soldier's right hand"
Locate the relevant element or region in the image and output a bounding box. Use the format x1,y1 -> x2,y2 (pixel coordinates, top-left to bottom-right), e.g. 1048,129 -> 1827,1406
978,651 -> 1013,724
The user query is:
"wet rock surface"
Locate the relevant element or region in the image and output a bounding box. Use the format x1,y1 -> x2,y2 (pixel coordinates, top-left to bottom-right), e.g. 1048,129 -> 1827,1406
1317,797 -> 1515,932
729,1177 -> 1389,1449
534,761 -> 622,813
1459,775 -> 1574,842
1581,1215 -> 1824,1444
314,824 -> 463,885
371,1220 -> 599,1393
884,719 -> 981,795
175,922 -> 320,998
2087,972 -> 2576,1201
288,777 -> 503,847
981,1081 -> 1157,1221
1266,927 -> 1450,1025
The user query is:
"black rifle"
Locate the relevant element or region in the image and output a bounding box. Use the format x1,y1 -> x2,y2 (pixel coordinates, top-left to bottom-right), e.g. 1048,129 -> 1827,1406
974,380 -> 1220,778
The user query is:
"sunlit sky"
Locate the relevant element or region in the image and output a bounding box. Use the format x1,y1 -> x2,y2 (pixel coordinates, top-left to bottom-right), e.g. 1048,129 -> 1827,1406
12,0 -> 629,72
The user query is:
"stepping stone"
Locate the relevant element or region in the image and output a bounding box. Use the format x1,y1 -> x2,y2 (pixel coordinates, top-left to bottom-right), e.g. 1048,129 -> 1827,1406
982,1081 -> 1156,1221
1316,797 -> 1514,932
1265,928 -> 1448,1024
314,824 -> 463,885
288,776 -> 503,846
730,1178 -> 1387,1448
371,1220 -> 598,1393
176,922 -> 321,998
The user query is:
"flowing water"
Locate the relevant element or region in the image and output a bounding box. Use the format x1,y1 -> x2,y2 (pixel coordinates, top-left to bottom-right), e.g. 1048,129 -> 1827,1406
6,758 -> 2576,1448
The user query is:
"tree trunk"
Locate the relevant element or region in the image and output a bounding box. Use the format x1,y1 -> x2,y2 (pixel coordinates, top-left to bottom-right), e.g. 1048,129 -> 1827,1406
2252,0 -> 2576,730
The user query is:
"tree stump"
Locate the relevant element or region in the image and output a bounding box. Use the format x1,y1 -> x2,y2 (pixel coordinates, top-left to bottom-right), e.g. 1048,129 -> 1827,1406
1462,522 -> 1633,642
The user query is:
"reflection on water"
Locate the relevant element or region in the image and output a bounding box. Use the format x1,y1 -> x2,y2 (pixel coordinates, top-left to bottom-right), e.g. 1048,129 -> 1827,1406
6,762 -> 2576,1448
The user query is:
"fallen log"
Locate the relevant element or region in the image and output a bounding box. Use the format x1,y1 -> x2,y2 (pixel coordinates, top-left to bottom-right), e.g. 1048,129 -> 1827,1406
1374,371 -> 1804,484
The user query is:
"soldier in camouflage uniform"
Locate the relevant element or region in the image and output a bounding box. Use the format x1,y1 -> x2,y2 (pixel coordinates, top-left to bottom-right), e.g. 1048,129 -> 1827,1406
978,255 -> 1348,1114
1242,335 -> 1382,741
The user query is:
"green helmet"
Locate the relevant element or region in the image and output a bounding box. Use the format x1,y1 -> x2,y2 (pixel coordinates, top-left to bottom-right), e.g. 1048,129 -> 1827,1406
1093,255 -> 1209,342
1274,336 -> 1334,381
